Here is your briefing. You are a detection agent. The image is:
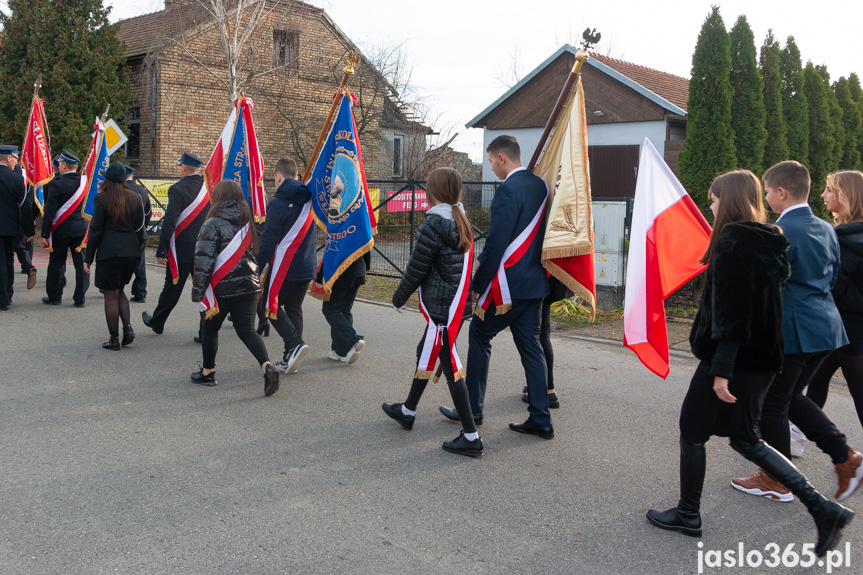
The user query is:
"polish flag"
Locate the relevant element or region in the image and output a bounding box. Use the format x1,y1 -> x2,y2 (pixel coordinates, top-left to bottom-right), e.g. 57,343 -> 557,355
204,104 -> 237,195
623,138 -> 712,378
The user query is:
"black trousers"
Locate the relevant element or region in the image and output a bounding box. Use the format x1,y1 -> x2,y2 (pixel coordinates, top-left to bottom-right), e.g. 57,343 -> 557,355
271,280 -> 309,355
322,284 -> 362,356
760,351 -> 848,463
0,235 -> 15,306
201,293 -> 269,370
149,262 -> 193,330
540,279 -> 568,391
46,236 -> 88,305
807,349 -> 863,429
131,245 -> 147,299
467,298 -> 550,427
14,236 -> 33,272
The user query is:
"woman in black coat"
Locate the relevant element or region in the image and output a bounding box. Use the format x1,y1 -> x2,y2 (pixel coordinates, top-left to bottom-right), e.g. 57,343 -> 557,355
191,180 -> 279,396
646,170 -> 853,557
807,170 -> 863,428
84,163 -> 145,350
381,167 -> 482,457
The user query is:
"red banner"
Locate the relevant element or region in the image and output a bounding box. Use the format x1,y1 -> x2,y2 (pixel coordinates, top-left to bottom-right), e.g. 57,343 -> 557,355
21,96 -> 54,212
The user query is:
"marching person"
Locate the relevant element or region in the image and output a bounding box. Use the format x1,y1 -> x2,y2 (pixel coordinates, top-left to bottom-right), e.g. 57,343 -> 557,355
143,152 -> 209,336
41,149 -> 89,307
14,179 -> 38,290
190,180 -> 279,396
521,275 -> 568,408
0,145 -> 31,311
646,170 -> 853,557
439,135 -> 552,438
321,249 -> 369,364
731,161 -> 863,503
83,164 -> 145,350
257,158 -> 316,374
124,164 -> 152,303
382,167 -> 482,456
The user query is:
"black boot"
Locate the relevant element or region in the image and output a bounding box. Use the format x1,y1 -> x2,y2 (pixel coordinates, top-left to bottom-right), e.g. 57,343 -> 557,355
731,439 -> 855,557
256,317 -> 269,337
121,325 -> 135,347
102,336 -> 120,351
647,440 -> 704,537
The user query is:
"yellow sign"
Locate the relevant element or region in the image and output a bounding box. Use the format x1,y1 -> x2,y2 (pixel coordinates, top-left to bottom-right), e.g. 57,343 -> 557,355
103,118 -> 128,156
138,179 -> 177,222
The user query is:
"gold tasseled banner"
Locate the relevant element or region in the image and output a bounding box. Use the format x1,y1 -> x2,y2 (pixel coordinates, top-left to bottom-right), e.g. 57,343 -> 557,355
204,306 -> 219,320
267,311 -> 278,320
254,215 -> 266,224
494,303 -> 512,316
414,369 -> 434,380
453,368 -> 466,381
309,290 -> 330,302
321,239 -> 374,295
474,306 -> 486,321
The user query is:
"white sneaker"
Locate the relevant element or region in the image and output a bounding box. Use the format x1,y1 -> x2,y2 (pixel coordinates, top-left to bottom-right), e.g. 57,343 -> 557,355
344,340 -> 365,365
790,424 -> 807,458
329,350 -> 341,361
274,353 -> 291,373
286,344 -> 309,374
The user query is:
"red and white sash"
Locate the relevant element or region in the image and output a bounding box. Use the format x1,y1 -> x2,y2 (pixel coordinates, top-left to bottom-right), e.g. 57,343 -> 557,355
168,182 -> 209,284
45,175 -> 88,253
475,189 -> 548,320
266,201 -> 314,319
200,223 -> 252,319
415,240 -> 474,381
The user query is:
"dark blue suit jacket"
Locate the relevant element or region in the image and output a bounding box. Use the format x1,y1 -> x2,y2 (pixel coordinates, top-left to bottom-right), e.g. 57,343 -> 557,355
471,168 -> 549,301
777,205 -> 848,353
257,177 -> 316,282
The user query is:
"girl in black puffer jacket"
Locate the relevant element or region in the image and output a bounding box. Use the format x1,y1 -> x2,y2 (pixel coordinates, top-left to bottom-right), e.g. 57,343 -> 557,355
191,180 -> 279,396
382,168 -> 483,457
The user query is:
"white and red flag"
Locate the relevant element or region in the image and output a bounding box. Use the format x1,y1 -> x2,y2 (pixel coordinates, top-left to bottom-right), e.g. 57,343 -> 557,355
199,223 -> 252,319
21,94 -> 54,213
623,138 -> 711,378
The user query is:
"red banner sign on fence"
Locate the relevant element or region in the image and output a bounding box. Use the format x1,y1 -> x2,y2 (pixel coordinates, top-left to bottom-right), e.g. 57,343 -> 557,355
386,190 -> 429,212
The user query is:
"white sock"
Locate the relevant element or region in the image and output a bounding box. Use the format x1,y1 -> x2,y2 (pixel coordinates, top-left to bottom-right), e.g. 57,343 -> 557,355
464,431 -> 479,441
401,405 -> 416,417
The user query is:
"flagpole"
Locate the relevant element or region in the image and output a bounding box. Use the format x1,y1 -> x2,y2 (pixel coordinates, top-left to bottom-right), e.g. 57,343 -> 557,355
527,50 -> 590,170
301,51 -> 361,182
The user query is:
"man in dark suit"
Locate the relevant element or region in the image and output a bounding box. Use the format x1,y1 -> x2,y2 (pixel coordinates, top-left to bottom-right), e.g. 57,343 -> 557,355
143,152 -> 208,334
440,134 -> 553,438
15,180 -> 38,290
41,149 -> 89,307
733,160 -> 863,502
124,165 -> 152,303
0,145 -> 31,310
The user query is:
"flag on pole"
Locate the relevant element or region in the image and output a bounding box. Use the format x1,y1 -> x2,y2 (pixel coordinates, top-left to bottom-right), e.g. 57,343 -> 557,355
534,75 -> 596,314
306,92 -> 374,295
204,97 -> 266,222
80,117 -> 110,220
623,138 -> 712,378
21,95 -> 54,213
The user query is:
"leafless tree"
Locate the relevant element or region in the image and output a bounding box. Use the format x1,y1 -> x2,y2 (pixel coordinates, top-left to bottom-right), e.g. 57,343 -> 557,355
494,43 -> 526,88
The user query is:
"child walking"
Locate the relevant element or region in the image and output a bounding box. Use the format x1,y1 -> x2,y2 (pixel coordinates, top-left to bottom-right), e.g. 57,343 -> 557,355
382,167 -> 482,457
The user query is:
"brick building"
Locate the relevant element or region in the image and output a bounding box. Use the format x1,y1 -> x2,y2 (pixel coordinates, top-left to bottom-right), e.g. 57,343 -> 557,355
116,0 -> 406,180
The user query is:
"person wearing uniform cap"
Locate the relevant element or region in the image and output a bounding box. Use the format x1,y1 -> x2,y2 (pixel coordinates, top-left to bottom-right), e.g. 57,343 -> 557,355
123,164 -> 152,303
84,163 -> 146,349
41,149 -> 89,307
143,152 -> 208,335
0,145 -> 31,310
12,149 -> 38,290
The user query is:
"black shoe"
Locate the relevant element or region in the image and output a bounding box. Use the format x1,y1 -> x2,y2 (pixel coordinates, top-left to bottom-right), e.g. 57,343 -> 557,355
142,311 -> 163,334
509,419 -> 554,439
264,364 -> 280,397
256,317 -> 270,336
193,335 -> 201,344
0,305 -> 9,311
382,402 -> 415,430
646,507 -> 702,537
443,431 -> 483,457
813,501 -> 855,557
74,302 -> 85,308
121,325 -> 135,346
102,337 -> 121,351
191,368 -> 217,386
439,405 -> 482,426
522,391 -> 560,408
42,297 -> 61,305
130,295 -> 146,303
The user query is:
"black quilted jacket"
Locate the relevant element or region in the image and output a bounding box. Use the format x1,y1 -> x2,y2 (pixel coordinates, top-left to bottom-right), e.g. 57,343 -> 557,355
192,201 -> 260,303
393,213 -> 472,324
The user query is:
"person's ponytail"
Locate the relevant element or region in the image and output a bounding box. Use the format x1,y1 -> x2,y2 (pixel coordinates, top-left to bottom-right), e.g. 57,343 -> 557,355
453,207 -> 472,253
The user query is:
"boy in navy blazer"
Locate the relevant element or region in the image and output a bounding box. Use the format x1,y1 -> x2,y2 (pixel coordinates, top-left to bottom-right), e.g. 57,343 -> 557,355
732,160 -> 863,503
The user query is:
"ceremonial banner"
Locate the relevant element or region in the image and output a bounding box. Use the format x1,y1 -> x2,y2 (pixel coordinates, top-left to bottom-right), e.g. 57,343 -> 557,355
306,93 -> 374,295
204,97 -> 266,222
623,138 -> 711,378
534,76 -> 596,316
80,117 -> 110,220
21,95 -> 54,213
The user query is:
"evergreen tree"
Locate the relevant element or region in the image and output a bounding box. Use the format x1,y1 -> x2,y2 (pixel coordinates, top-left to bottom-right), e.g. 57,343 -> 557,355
848,73 -> 863,169
677,7 -> 736,210
816,65 -> 844,173
729,15 -> 766,173
835,77 -> 862,169
802,62 -> 833,217
759,30 -> 788,169
0,0 -> 128,157
780,37 -> 809,166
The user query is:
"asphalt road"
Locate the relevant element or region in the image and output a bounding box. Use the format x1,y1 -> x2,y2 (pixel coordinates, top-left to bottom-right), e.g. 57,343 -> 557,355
1,264 -> 862,574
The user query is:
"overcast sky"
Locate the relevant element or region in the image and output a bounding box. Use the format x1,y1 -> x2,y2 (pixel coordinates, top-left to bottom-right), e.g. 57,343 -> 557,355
108,0 -> 863,162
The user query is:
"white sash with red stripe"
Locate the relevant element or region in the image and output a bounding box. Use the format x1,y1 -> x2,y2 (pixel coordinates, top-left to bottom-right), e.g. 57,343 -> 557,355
415,239 -> 474,381
475,187 -> 548,320
169,182 -> 209,284
45,175 -> 88,253
200,223 -> 252,319
266,201 -> 314,319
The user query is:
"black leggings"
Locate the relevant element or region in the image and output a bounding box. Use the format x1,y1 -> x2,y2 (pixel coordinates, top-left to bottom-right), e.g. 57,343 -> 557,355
201,293 -> 270,370
806,349 -> 863,430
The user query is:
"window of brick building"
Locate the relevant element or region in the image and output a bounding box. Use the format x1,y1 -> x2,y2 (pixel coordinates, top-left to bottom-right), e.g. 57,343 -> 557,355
125,107 -> 141,160
273,29 -> 298,70
393,136 -> 403,177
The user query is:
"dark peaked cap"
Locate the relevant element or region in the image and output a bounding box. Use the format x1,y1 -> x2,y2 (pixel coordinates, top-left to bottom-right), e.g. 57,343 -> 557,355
0,145 -> 19,156
58,149 -> 80,164
177,152 -> 203,167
